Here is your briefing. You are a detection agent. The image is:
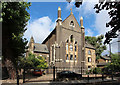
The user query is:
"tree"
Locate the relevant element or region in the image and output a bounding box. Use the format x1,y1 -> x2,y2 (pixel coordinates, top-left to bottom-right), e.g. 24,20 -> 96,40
19,53 -> 48,69
104,53 -> 120,74
93,67 -> 101,74
85,35 -> 106,60
2,2 -> 31,79
94,2 -> 120,44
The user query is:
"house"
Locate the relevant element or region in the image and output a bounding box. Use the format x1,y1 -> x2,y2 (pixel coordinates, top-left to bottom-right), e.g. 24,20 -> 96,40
85,42 -> 96,71
97,56 -> 111,68
26,36 -> 49,63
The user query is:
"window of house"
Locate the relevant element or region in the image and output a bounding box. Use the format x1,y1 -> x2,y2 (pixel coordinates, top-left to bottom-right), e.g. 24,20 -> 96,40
75,55 -> 76,60
88,66 -> 91,70
70,55 -> 73,60
75,45 -> 77,51
88,50 -> 91,55
88,57 -> 92,62
70,35 -> 73,42
66,44 -> 68,51
70,44 -> 73,51
66,39 -> 69,43
66,54 -> 69,60
75,41 -> 77,44
70,21 -> 74,27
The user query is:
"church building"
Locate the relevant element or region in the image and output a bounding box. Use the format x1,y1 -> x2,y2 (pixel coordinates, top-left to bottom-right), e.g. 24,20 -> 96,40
27,7 -> 96,73
42,7 -> 96,73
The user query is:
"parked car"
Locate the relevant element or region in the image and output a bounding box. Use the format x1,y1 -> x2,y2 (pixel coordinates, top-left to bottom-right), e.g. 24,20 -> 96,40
32,69 -> 43,76
57,71 -> 82,80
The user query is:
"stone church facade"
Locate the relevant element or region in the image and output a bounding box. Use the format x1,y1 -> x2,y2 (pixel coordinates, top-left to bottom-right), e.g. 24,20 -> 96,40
41,7 -> 96,73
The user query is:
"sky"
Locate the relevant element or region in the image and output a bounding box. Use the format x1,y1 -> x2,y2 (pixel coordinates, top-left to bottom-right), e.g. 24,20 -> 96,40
24,1 -> 120,55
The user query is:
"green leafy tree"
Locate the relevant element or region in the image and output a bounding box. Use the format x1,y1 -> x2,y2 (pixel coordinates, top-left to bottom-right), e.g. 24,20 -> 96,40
104,53 -> 120,74
2,2 -> 31,79
93,67 -> 101,74
19,53 -> 48,69
85,35 -> 106,60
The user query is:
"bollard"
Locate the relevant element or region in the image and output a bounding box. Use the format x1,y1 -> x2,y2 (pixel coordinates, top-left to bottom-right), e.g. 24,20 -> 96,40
88,74 -> 89,82
53,66 -> 55,81
111,69 -> 113,81
23,68 -> 25,83
102,73 -> 104,81
16,69 -> 19,85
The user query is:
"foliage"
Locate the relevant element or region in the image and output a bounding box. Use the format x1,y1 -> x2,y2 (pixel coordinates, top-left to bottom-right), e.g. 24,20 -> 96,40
19,53 -> 48,69
85,35 -> 106,60
2,2 -> 31,65
94,2 -> 120,44
93,67 -> 101,74
104,53 -> 120,74
86,69 -> 93,74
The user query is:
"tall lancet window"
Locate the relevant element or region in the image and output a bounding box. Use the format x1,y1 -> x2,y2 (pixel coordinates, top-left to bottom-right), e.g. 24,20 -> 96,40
70,35 -> 73,42
75,41 -> 77,51
66,39 -> 69,51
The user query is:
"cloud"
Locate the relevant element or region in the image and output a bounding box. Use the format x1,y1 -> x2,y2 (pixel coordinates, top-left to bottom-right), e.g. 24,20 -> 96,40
95,10 -> 111,35
24,16 -> 56,43
66,1 -> 74,10
85,28 -> 93,36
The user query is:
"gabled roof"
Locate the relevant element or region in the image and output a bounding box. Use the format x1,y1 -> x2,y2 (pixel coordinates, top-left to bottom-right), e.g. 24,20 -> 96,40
62,13 -> 81,28
42,28 -> 56,44
33,43 -> 49,53
97,62 -> 108,66
85,41 -> 95,49
100,56 -> 111,60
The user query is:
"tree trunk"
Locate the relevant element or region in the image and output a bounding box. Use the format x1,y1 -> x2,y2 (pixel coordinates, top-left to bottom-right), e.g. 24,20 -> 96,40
4,58 -> 16,79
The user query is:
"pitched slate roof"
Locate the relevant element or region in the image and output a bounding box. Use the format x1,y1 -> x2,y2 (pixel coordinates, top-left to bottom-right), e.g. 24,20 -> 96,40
97,62 -> 108,66
100,56 -> 111,60
85,41 -> 95,49
33,43 -> 49,53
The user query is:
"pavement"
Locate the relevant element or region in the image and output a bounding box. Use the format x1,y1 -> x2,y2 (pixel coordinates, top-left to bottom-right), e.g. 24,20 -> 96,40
1,74 -> 120,85
2,77 -> 120,85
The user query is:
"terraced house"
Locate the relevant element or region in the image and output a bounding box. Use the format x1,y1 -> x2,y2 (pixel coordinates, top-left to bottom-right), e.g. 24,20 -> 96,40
27,7 -> 96,73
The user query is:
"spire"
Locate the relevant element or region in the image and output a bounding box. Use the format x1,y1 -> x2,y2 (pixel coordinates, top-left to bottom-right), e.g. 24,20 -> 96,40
80,16 -> 84,28
30,36 -> 34,43
70,8 -> 73,14
57,7 -> 62,21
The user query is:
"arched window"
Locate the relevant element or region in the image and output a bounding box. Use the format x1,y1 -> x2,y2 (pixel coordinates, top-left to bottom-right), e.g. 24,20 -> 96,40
75,55 -> 76,60
66,54 -> 69,60
70,35 -> 73,42
70,21 -> 74,27
70,55 -> 73,60
75,41 -> 77,44
66,39 -> 69,51
75,41 -> 77,51
88,50 -> 91,55
66,44 -> 68,51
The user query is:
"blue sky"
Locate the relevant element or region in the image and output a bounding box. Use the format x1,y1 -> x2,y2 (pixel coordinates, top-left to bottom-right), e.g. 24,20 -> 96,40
24,1 -> 119,55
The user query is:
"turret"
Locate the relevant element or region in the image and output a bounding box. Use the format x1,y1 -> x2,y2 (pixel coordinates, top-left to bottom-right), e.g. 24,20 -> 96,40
80,16 -> 84,28
29,36 -> 34,53
56,7 -> 62,25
